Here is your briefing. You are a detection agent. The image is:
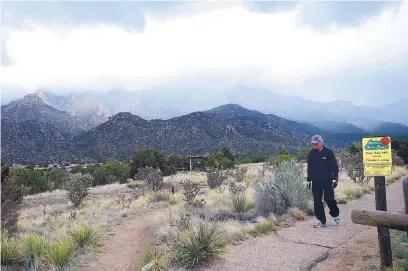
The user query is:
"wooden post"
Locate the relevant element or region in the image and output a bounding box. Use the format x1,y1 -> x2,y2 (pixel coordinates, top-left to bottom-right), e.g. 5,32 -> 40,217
189,157 -> 192,171
403,177 -> 408,238
374,176 -> 393,269
351,210 -> 408,231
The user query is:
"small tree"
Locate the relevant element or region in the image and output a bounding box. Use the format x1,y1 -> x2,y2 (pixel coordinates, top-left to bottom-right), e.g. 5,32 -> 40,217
130,148 -> 166,177
1,159 -> 23,233
65,173 -> 93,208
272,151 -> 291,166
206,168 -> 229,189
296,147 -> 313,162
348,141 -> 362,154
250,153 -> 267,163
342,143 -> 372,184
134,166 -> 163,191
180,179 -> 205,207
230,166 -> 247,182
392,150 -> 404,166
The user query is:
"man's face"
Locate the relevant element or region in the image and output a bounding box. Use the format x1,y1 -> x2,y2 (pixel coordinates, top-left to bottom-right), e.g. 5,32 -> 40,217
313,141 -> 323,150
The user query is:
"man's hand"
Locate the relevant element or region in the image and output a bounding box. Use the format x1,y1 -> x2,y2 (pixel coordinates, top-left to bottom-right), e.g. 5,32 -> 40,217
332,179 -> 338,189
304,181 -> 311,189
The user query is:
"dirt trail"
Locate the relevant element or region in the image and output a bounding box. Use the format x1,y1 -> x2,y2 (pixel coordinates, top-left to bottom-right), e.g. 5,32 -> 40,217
199,176 -> 407,271
80,204 -> 177,271
311,226 -> 384,271
81,213 -> 155,271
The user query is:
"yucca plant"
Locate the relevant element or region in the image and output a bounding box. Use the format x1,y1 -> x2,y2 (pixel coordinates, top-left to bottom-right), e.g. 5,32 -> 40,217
1,230 -> 23,265
148,191 -> 173,203
172,222 -> 225,268
139,249 -> 167,271
21,232 -> 48,262
68,224 -> 100,249
46,238 -> 77,270
229,192 -> 254,214
248,218 -> 279,237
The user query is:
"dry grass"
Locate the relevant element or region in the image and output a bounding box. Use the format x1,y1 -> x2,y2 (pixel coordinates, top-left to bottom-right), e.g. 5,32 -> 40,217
386,166 -> 408,184
3,163 -> 406,270
5,175 -> 184,270
335,181 -> 370,203
334,166 -> 407,204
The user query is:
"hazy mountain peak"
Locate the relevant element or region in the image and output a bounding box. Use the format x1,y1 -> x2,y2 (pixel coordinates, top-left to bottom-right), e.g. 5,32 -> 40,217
33,89 -> 47,102
17,93 -> 46,106
111,112 -> 146,122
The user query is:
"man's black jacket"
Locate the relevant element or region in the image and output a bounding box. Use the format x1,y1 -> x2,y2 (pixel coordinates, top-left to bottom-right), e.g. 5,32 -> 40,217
307,146 -> 339,184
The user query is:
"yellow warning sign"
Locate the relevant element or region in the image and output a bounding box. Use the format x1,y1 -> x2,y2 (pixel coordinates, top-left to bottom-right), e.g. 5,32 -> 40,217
362,137 -> 393,176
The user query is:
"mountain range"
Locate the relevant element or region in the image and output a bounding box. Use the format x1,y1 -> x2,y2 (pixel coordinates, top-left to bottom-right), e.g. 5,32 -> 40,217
1,89 -> 407,165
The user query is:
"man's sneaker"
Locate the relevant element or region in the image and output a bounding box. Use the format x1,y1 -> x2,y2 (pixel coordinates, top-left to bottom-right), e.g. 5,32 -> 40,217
313,221 -> 326,228
333,216 -> 340,224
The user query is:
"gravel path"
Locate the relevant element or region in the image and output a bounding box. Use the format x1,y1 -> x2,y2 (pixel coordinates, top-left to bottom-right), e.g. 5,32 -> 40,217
200,177 -> 407,271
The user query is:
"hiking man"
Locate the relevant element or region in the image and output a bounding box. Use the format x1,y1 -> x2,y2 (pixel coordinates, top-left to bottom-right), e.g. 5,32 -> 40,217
305,135 -> 340,228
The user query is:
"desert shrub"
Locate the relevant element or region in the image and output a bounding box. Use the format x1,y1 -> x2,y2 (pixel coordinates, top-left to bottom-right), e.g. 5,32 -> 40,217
296,147 -> 313,162
174,211 -> 192,231
340,186 -> 366,202
203,147 -> 235,170
230,167 -> 247,182
167,154 -> 189,171
335,149 -> 348,173
190,205 -> 258,222
139,249 -> 167,271
250,153 -> 267,163
10,167 -> 66,194
104,159 -> 131,183
253,159 -> 311,216
127,180 -> 148,196
135,166 -> 164,191
229,192 -> 254,214
257,161 -> 274,177
252,178 -> 285,216
392,138 -> 408,164
288,207 -> 306,220
273,159 -> 311,212
1,159 -> 23,233
130,148 -> 176,177
272,151 -> 291,166
46,238 -> 76,269
180,179 -> 205,207
148,191 -> 176,204
392,151 -> 405,166
21,232 -> 48,268
68,224 -> 100,248
248,217 -> 279,237
171,222 -> 225,268
341,146 -> 372,183
228,182 -> 248,194
348,141 -> 361,154
206,168 -> 228,189
65,173 -> 93,208
1,230 -> 23,265
306,200 -> 315,215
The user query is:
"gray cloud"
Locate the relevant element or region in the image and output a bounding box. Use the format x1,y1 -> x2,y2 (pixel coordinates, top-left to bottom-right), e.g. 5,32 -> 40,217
1,1 -> 407,107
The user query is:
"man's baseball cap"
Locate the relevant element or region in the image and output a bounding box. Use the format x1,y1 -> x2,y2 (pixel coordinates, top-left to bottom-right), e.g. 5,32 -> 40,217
311,135 -> 323,144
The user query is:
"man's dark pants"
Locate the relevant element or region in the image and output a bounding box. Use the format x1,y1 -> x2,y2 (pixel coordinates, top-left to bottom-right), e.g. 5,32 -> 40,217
312,180 -> 339,224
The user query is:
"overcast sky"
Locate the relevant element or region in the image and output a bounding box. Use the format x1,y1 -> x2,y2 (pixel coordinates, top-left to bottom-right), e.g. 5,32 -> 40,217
1,1 -> 407,106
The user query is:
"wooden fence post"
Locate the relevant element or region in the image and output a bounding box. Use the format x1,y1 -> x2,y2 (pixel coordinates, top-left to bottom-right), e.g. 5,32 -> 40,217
374,176 -> 393,269
403,177 -> 408,238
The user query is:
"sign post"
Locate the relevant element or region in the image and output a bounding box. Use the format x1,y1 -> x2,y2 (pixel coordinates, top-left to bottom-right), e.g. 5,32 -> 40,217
362,136 -> 393,270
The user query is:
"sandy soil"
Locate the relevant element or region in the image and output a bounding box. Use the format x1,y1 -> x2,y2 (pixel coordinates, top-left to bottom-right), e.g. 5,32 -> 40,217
80,213 -> 155,271
312,227 -> 382,271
